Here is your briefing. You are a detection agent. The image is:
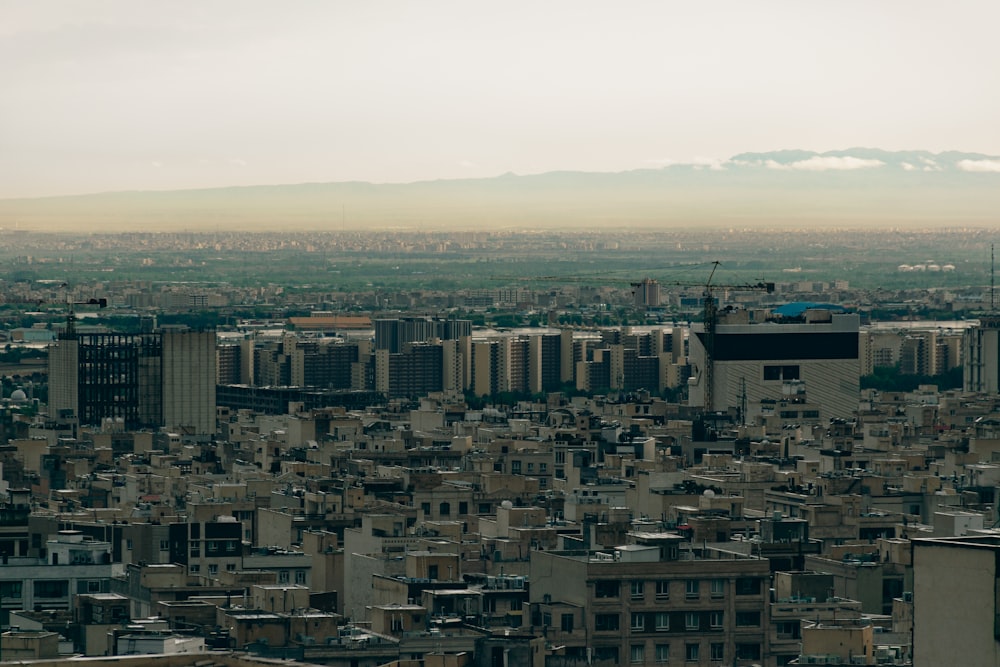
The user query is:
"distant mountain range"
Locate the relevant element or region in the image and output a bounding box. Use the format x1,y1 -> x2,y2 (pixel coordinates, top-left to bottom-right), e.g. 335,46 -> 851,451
2,149 -> 999,232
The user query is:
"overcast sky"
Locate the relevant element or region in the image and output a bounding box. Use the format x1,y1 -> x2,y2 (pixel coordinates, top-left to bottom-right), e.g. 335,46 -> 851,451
3,1 -> 999,198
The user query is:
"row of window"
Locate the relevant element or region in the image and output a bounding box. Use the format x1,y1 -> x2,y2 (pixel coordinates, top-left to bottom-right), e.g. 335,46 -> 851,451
629,610 -> 760,632
125,538 -> 239,553
510,461 -> 548,474
596,610 -> 761,633
596,577 -> 762,600
625,641 -> 761,663
0,579 -> 106,599
186,563 -> 306,583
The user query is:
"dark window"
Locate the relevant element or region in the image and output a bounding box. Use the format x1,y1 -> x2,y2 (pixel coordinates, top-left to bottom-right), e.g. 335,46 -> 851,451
34,580 -> 69,598
765,365 -> 801,381
595,580 -> 620,598
736,643 -> 761,660
0,581 -> 22,599
561,613 -> 574,632
594,647 -> 619,662
735,611 -> 760,626
656,580 -> 670,598
595,613 -> 620,631
776,621 -> 800,638
735,578 -> 761,595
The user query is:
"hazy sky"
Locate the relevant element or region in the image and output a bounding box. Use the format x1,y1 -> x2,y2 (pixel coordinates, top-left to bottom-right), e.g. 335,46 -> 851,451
3,1 -> 1000,198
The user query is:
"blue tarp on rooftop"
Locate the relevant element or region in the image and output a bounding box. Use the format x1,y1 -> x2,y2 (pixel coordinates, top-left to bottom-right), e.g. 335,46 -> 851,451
771,302 -> 848,318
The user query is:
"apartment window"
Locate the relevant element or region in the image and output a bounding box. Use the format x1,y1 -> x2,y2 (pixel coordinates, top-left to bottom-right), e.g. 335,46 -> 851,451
631,613 -> 645,632
735,577 -> 761,595
189,564 -> 200,573
736,644 -> 761,661
735,610 -> 760,627
655,612 -> 670,631
439,502 -> 451,517
126,539 -> 133,550
630,645 -> 645,663
511,461 -> 522,474
685,643 -> 700,662
764,365 -> 800,381
685,579 -> 700,599
631,580 -> 644,599
709,611 -> 724,629
226,541 -> 237,552
561,613 -> 574,633
226,563 -> 236,572
421,503 -> 431,515
295,570 -> 307,584
594,647 -> 619,662
595,580 -> 620,598
685,612 -> 700,630
776,621 -> 800,639
459,502 -> 468,515
34,580 -> 69,599
190,546 -> 200,558
159,540 -> 169,551
655,580 -> 670,599
527,462 -> 534,472
208,564 -> 218,575
710,578 -> 725,597
542,612 -> 552,627
539,463 -> 547,473
711,642 -> 725,662
595,614 -> 620,632
0,582 -> 22,599
279,570 -> 290,583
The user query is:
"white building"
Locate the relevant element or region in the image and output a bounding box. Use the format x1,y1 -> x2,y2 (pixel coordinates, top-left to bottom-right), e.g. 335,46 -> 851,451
688,311 -> 860,421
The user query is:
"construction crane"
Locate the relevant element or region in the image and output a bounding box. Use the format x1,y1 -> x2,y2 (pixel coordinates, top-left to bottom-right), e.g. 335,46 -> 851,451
0,286 -> 107,338
698,261 -> 775,412
492,263 -> 774,410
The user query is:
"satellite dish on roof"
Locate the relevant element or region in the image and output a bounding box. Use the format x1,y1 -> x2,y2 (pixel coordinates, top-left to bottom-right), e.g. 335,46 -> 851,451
703,489 -> 715,497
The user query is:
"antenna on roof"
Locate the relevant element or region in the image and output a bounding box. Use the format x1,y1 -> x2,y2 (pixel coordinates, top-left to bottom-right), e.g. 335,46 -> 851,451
992,243 -> 996,311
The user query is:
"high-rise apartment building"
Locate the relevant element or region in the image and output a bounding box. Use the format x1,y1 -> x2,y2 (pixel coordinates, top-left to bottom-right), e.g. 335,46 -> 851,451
374,317 -> 471,353
48,327 -> 215,436
964,315 -> 1000,393
162,329 -> 216,436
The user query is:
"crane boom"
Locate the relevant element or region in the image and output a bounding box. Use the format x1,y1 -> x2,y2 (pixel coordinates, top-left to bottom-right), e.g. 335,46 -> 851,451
696,263 -> 774,413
